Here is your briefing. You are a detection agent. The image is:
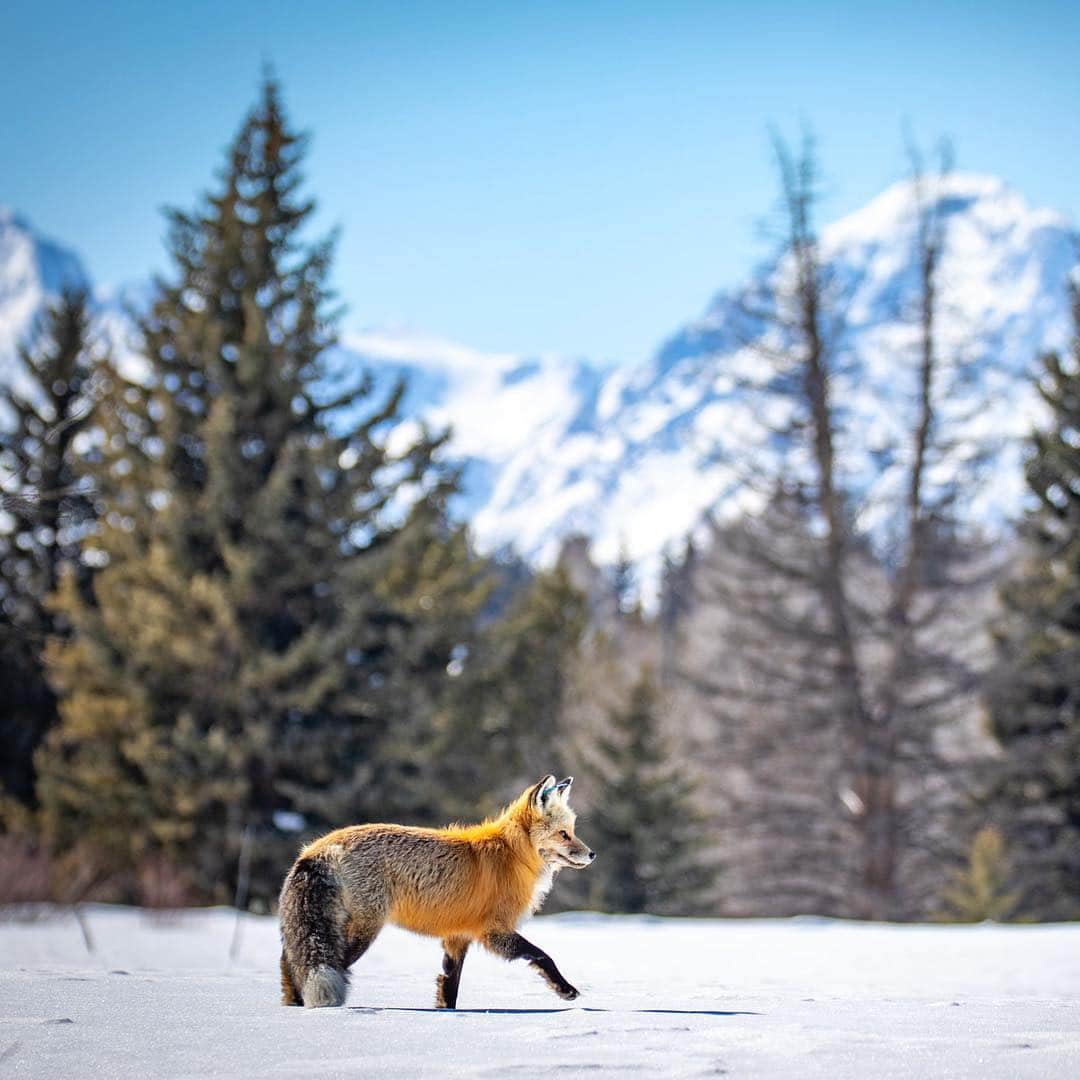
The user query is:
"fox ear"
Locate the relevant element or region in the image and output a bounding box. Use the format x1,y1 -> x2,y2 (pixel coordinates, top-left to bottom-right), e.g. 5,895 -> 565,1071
532,774 -> 557,810
555,777 -> 573,798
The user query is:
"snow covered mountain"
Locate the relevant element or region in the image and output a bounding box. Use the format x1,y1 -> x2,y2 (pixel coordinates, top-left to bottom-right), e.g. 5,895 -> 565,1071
345,175 -> 1076,579
1,175 -> 1075,589
0,208 -> 89,403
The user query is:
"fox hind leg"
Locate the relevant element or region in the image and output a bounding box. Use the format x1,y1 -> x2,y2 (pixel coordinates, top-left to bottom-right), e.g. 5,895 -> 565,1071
280,951 -> 302,1006
484,931 -> 580,1001
435,936 -> 470,1010
297,917 -> 382,1007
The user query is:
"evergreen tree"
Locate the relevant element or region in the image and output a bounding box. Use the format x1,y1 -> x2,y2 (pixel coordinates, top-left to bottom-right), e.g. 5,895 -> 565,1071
990,289 -> 1080,919
658,538 -> 695,687
432,563 -> 588,821
0,288 -> 98,806
610,543 -> 637,619
941,826 -> 1019,923
35,79 -> 488,904
585,672 -> 714,914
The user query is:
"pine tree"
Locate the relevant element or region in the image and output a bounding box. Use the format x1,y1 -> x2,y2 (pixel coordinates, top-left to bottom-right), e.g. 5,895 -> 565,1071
659,538 -> 695,687
990,289 -> 1080,920
0,288 -> 99,807
431,563 -> 589,821
35,79 -> 488,904
610,543 -> 637,619
585,672 -> 714,915
941,826 -> 1020,923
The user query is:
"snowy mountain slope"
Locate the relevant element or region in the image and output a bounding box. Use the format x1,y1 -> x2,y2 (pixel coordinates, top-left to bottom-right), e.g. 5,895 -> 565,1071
1,176 -> 1075,587
0,208 -> 89,404
338,328 -> 609,525
463,174 -> 1075,575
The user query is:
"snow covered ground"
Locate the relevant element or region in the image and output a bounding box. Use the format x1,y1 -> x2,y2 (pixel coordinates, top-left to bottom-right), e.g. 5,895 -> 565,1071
2,906 -> 1079,1078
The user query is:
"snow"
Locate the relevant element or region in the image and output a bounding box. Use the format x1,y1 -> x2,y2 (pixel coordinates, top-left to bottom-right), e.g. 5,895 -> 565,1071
2,905 -> 1079,1078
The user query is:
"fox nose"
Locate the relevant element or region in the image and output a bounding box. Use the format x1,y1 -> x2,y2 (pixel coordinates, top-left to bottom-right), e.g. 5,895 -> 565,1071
588,851 -> 596,861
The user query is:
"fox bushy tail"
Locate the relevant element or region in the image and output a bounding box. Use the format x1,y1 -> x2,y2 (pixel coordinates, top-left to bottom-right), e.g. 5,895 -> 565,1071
279,858 -> 349,1007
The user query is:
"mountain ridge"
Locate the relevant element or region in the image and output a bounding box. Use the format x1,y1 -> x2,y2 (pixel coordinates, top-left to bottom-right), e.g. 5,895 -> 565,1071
1,175 -> 1075,591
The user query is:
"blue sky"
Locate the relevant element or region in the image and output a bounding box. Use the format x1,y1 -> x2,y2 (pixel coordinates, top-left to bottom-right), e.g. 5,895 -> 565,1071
2,1 -> 1078,362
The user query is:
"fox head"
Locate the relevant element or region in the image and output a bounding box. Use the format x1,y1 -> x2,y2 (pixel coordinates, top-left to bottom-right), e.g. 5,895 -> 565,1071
522,774 -> 595,870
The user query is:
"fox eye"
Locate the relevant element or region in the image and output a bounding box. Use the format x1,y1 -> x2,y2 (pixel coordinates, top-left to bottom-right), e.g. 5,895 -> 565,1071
559,830 -> 571,841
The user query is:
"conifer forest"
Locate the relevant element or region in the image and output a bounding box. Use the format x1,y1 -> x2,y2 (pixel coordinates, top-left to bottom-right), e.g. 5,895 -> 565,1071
2,80 -> 1078,927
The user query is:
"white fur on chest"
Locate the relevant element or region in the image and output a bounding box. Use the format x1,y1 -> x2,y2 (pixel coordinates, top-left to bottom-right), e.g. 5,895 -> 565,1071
529,864 -> 557,914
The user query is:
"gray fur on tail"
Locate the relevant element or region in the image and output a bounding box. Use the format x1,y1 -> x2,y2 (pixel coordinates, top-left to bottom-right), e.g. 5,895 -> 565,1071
302,964 -> 348,1008
279,856 -> 349,1007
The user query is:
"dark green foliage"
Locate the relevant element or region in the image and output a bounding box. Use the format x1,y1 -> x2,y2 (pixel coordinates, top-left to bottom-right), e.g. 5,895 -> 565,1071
585,673 -> 714,915
990,287 -> 1080,920
430,563 -> 589,821
35,80 -> 490,904
0,289 -> 98,806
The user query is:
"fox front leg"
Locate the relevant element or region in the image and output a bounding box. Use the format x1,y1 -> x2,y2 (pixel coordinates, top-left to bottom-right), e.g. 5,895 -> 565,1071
484,931 -> 580,1001
435,937 -> 470,1009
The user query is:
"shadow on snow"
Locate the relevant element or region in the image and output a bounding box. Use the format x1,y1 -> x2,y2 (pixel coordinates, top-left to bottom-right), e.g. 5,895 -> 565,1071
348,1007 -> 760,1016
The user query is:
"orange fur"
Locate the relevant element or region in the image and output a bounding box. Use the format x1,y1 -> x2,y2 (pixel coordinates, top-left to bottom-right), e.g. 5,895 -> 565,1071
394,798 -> 546,938
279,775 -> 594,1007
300,786 -> 548,940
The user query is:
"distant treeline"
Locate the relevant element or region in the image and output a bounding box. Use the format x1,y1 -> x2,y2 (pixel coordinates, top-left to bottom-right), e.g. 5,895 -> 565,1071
1,84 -> 1076,921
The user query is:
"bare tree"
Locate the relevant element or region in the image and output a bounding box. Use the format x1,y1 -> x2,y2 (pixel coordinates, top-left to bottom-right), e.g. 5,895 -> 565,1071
674,134 -> 996,919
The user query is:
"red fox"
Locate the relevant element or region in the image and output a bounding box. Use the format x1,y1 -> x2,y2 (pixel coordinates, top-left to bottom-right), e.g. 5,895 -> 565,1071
278,774 -> 595,1008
